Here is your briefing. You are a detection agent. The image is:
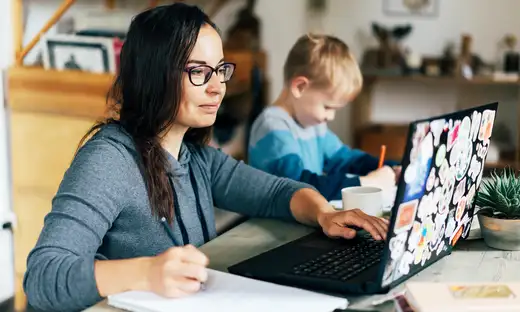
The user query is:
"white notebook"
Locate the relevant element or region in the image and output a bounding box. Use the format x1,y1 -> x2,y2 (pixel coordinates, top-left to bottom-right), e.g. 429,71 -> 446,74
107,269 -> 348,312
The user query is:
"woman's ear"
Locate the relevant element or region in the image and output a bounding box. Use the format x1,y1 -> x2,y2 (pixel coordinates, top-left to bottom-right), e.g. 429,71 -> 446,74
290,76 -> 310,99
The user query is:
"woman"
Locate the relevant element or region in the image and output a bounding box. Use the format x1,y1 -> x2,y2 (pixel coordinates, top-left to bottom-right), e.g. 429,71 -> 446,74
23,3 -> 388,312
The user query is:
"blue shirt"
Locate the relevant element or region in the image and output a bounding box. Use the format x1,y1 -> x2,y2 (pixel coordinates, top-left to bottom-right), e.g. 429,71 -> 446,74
248,106 -> 397,200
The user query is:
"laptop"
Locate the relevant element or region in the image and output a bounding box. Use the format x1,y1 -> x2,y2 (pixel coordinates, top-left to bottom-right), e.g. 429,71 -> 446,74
228,102 -> 499,295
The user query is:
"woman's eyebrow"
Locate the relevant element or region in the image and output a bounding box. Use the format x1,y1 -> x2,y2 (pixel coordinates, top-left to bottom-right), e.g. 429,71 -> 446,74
187,59 -> 207,65
187,58 -> 225,65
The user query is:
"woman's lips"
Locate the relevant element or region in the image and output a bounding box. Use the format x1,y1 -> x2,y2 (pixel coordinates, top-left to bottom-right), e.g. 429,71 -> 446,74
199,103 -> 220,113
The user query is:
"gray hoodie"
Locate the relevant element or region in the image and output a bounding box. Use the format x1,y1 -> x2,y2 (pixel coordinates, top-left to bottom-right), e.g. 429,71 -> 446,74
23,124 -> 310,312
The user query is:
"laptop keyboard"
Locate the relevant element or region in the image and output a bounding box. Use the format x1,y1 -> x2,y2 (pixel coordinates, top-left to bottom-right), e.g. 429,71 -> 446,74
291,235 -> 385,281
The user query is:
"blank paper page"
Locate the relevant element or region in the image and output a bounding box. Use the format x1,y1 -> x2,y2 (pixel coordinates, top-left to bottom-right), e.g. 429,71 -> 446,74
108,269 -> 348,312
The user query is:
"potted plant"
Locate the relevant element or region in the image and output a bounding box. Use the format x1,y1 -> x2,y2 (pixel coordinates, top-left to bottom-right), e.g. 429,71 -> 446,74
475,167 -> 520,250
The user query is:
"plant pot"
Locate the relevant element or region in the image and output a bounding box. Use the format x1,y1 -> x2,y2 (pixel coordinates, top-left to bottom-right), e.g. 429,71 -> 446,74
478,209 -> 520,251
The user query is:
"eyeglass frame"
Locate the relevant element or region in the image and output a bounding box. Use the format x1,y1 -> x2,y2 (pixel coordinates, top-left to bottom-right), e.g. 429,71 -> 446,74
183,62 -> 237,86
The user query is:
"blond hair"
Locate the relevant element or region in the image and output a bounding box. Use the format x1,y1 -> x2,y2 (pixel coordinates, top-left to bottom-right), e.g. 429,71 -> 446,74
283,33 -> 362,98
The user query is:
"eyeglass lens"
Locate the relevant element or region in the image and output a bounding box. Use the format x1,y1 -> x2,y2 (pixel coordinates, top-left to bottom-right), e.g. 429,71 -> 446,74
189,63 -> 235,85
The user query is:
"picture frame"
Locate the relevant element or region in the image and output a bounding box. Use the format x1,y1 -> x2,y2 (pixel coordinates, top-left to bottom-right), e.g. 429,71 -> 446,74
383,0 -> 439,17
42,34 -> 116,74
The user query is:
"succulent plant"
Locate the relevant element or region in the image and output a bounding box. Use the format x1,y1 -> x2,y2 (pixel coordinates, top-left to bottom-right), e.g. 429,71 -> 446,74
475,167 -> 520,219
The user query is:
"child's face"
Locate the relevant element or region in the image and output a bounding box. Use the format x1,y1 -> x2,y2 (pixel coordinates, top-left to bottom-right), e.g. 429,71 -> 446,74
292,84 -> 350,127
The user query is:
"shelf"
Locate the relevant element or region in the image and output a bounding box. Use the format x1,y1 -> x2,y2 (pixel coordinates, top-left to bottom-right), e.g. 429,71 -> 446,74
7,50 -> 266,120
8,66 -> 112,119
483,160 -> 519,177
356,123 -> 519,171
483,150 -> 518,171
363,74 -> 520,86
352,72 -> 520,171
485,160 -> 517,170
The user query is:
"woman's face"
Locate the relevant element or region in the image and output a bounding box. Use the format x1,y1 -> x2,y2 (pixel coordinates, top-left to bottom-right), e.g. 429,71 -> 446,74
176,25 -> 227,129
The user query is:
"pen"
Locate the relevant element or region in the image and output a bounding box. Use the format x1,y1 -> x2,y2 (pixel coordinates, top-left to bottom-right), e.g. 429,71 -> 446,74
160,217 -> 206,290
378,145 -> 386,169
161,217 -> 181,246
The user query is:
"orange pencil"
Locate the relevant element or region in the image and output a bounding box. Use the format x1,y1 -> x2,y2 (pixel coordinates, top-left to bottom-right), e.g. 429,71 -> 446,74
378,145 -> 386,168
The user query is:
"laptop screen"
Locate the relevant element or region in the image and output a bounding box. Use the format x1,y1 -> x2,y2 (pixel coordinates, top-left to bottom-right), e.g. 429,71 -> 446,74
379,102 -> 498,289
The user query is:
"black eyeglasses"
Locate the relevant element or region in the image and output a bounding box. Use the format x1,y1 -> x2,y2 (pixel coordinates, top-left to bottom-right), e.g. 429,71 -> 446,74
184,62 -> 236,86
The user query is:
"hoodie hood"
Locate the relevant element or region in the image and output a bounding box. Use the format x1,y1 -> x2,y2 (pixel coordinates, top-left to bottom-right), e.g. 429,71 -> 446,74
165,145 -> 190,177
95,123 -> 191,176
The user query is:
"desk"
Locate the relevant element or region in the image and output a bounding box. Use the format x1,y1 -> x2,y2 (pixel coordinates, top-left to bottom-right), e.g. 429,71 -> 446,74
85,218 -> 520,312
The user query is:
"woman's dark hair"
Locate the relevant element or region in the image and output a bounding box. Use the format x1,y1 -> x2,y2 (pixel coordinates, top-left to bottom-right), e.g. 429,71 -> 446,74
79,3 -> 218,223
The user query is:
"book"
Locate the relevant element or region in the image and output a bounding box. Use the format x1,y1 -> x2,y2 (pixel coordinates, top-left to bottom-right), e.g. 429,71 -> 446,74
107,269 -> 348,312
404,282 -> 520,311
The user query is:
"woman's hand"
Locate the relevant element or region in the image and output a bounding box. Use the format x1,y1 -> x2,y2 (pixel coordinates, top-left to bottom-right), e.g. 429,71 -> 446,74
146,244 -> 209,298
289,188 -> 388,241
317,209 -> 389,241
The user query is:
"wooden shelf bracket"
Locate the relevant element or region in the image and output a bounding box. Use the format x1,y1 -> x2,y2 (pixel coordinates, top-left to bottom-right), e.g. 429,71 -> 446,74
16,0 -> 76,65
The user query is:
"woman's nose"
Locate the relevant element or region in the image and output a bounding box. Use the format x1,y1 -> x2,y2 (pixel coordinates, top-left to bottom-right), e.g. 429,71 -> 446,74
206,72 -> 223,94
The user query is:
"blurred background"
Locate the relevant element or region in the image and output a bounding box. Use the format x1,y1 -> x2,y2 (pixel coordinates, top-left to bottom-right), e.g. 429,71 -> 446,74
1,0 -> 520,311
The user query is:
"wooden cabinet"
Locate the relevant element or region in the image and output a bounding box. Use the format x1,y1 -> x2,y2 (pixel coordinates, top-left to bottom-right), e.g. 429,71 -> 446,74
357,124 -> 408,162
9,111 -> 96,310
351,75 -> 520,169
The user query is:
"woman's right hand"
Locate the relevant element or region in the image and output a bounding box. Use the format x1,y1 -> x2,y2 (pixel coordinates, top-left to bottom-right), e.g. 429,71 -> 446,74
146,244 -> 209,298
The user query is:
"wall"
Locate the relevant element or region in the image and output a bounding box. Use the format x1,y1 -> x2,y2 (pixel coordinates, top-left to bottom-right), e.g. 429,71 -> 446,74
217,0 -> 307,111
199,0 -> 520,146
0,0 -> 14,305
22,0 -> 153,65
17,0 -> 520,145
320,0 -> 520,145
20,0 -> 307,100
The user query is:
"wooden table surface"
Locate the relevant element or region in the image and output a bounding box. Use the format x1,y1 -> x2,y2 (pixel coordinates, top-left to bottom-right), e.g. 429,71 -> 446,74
85,218 -> 520,312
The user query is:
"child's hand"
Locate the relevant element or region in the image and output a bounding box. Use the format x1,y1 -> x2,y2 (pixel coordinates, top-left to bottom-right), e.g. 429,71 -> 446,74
359,166 -> 396,188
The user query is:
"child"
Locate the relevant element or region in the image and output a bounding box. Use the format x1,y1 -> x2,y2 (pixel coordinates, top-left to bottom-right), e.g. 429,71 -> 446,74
248,34 -> 400,201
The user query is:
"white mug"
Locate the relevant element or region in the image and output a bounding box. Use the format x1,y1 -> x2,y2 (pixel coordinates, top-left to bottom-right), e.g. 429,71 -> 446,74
341,186 -> 383,217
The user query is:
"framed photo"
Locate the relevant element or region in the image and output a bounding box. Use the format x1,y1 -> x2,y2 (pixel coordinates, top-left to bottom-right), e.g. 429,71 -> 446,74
42,34 -> 116,74
383,0 -> 439,17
